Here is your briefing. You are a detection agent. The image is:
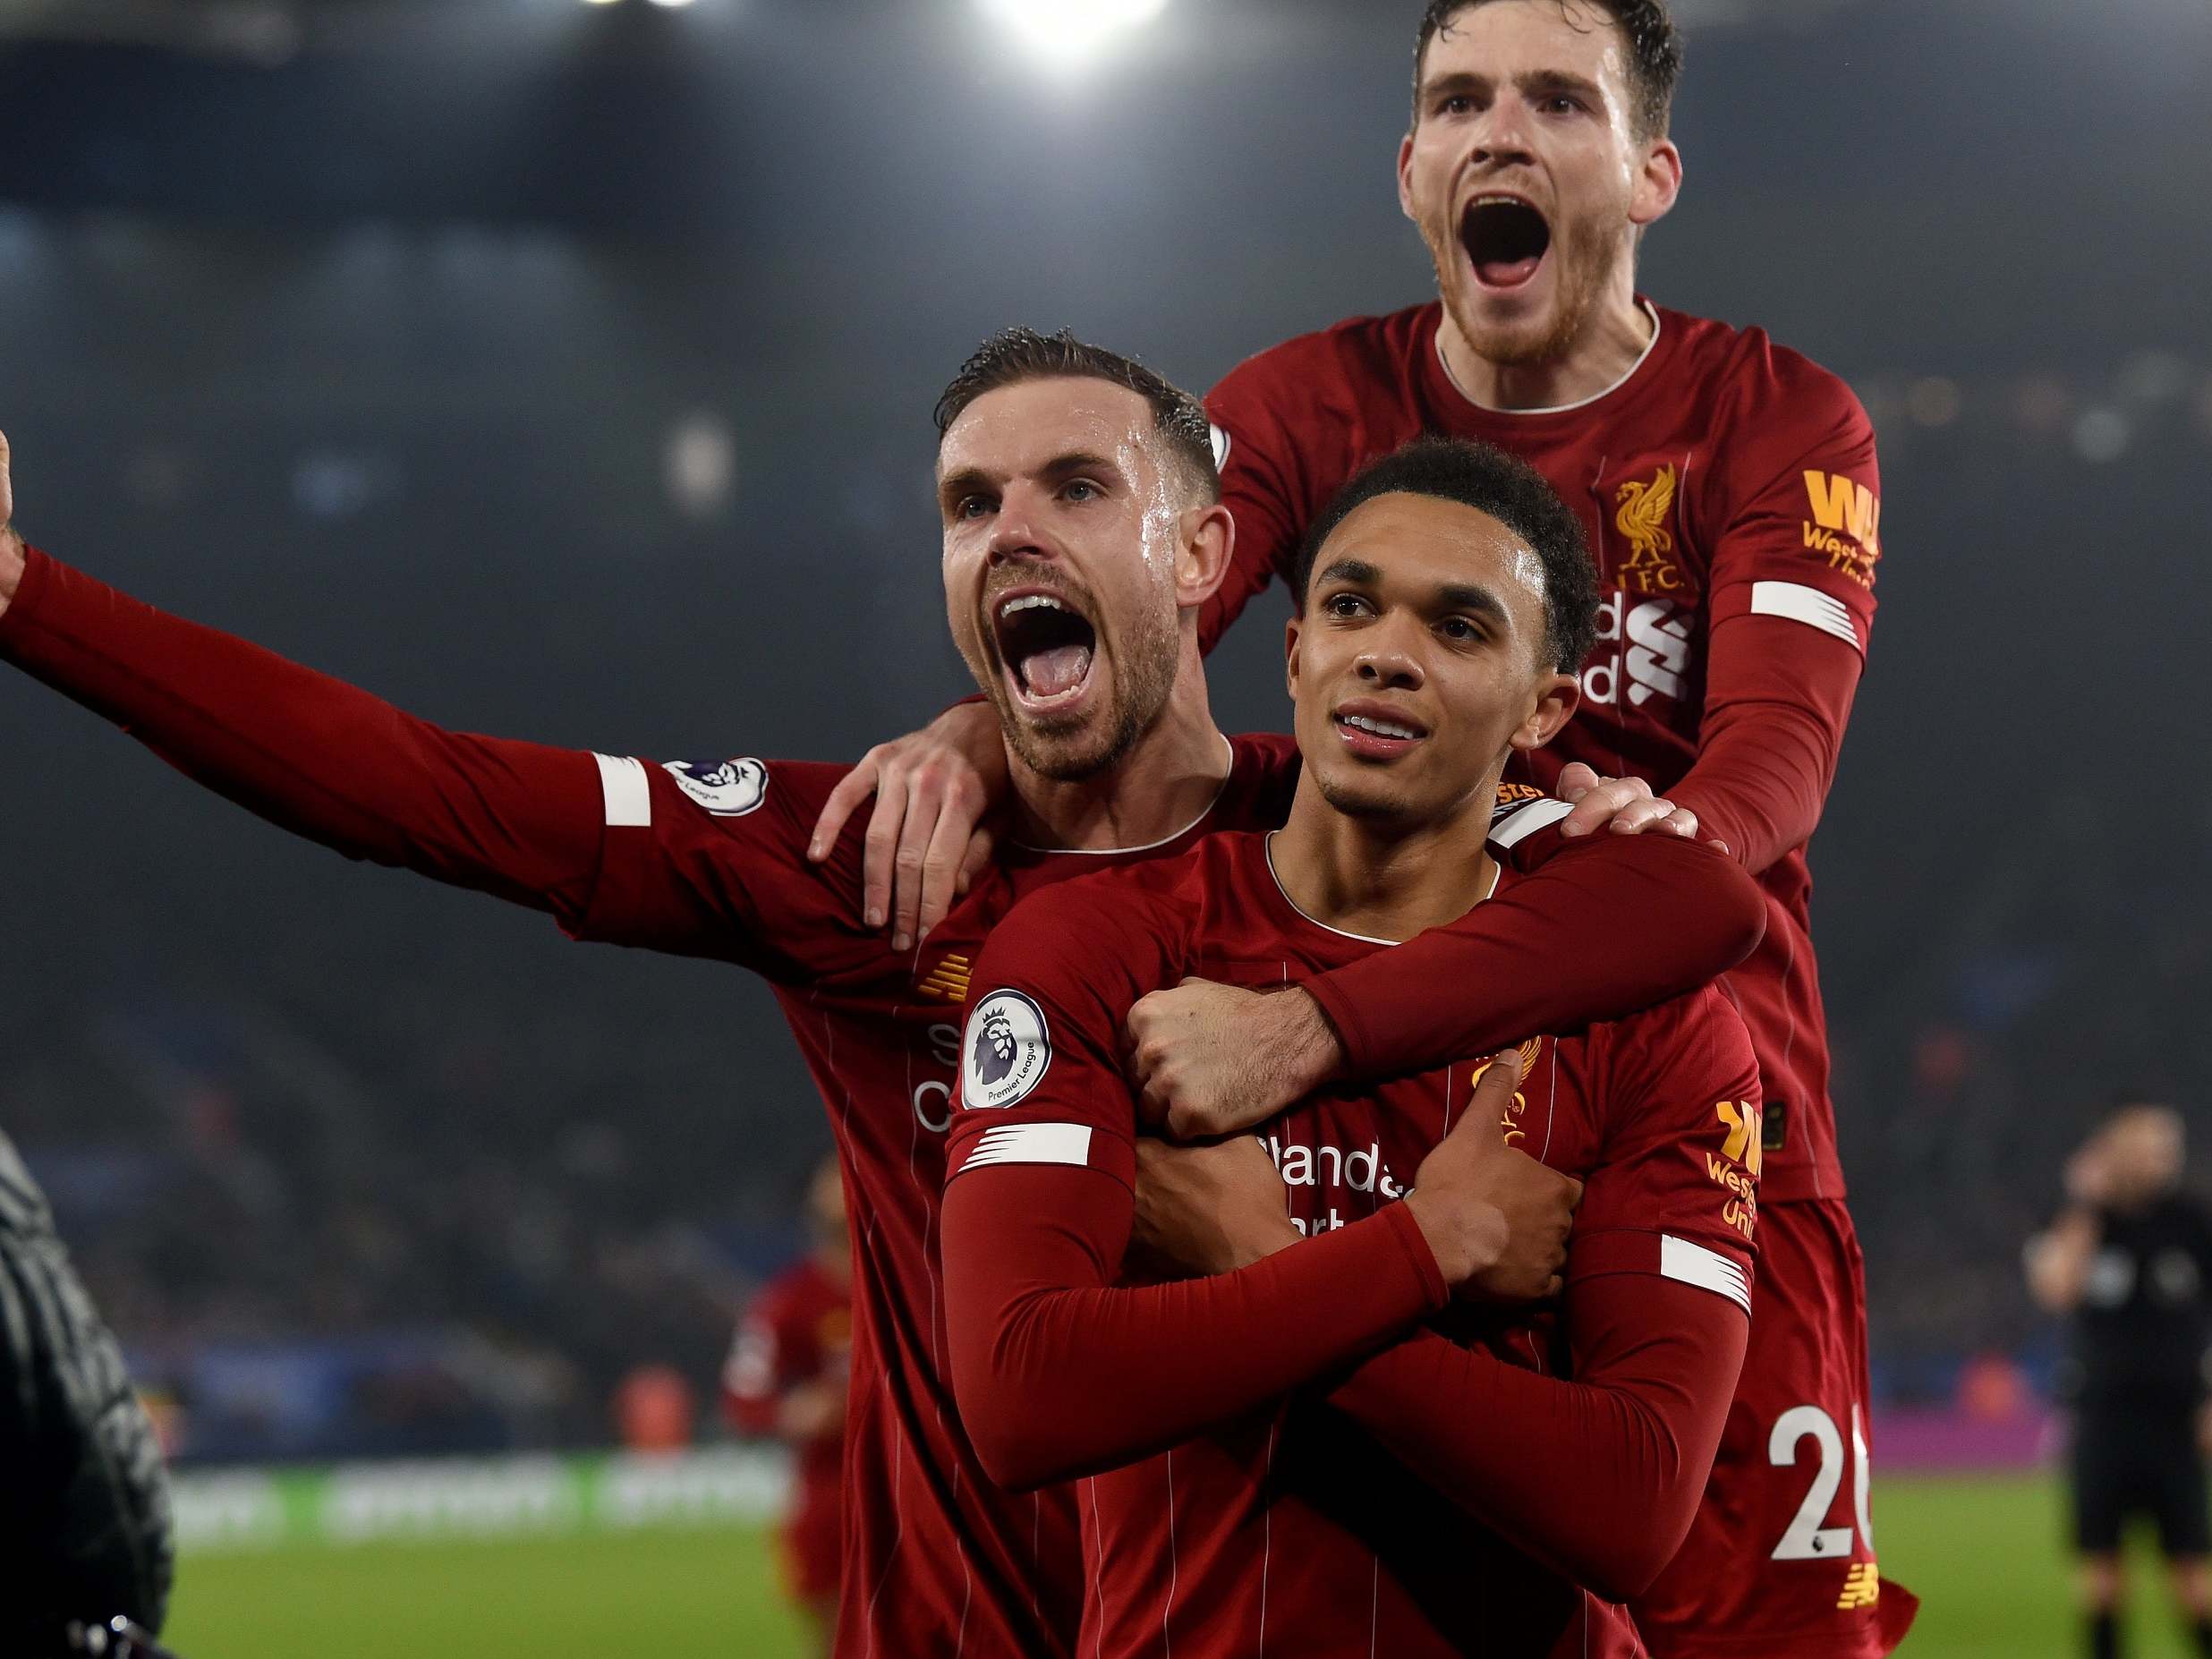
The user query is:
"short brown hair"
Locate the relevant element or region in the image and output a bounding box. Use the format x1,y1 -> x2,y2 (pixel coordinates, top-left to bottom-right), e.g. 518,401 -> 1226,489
934,328 -> 1221,504
1413,0 -> 1683,140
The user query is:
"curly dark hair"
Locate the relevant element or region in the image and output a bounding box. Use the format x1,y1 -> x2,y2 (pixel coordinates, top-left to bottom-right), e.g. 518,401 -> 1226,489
1413,0 -> 1683,140
1289,436 -> 1598,675
933,327 -> 1221,504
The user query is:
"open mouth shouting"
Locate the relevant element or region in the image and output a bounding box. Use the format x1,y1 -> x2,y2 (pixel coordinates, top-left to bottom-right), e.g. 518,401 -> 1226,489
991,587 -> 1100,718
1332,700 -> 1429,761
1459,192 -> 1552,294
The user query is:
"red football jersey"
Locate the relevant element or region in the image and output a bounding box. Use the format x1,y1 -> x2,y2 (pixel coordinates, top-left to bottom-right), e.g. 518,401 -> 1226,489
0,551 -> 1770,1659
724,1256 -> 853,1483
725,1256 -> 853,1603
1205,301 -> 1881,1204
944,832 -> 1763,1659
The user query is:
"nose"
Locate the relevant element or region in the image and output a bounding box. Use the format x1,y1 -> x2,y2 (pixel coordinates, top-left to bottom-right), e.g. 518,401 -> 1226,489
1469,94 -> 1536,169
1354,618 -> 1425,692
987,487 -> 1055,568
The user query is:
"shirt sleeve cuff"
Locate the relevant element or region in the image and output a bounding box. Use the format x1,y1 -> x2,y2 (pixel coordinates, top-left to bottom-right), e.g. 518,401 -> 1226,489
1376,1197 -> 1451,1312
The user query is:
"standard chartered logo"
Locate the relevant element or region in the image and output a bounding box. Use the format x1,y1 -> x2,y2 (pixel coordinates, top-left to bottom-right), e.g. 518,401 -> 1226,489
1258,1132 -> 1406,1237
1580,590 -> 1696,709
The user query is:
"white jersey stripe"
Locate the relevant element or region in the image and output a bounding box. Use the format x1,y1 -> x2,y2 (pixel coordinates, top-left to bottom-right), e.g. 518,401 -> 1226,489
1748,580 -> 1861,651
1488,796 -> 1573,849
593,753 -> 652,828
959,1122 -> 1094,1172
1660,1234 -> 1752,1314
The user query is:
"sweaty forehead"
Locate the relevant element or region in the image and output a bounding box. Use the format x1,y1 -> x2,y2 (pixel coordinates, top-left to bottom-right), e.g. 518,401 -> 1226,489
1425,0 -> 1630,94
1326,492 -> 1548,613
938,377 -> 1155,481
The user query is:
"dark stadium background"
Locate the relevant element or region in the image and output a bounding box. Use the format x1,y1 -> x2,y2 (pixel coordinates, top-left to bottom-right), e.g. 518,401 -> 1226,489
0,0 -> 2206,1647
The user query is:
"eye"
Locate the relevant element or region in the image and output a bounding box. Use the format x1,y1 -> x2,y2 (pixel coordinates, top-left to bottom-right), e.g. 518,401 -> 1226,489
1439,616 -> 1484,642
1541,95 -> 1583,115
956,495 -> 993,520
1323,592 -> 1373,619
1062,480 -> 1102,503
1439,94 -> 1475,117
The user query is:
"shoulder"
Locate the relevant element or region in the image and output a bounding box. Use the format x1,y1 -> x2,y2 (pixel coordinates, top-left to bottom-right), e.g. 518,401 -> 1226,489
983,851 -> 1204,982
1659,306 -> 1871,454
1209,304 -> 1438,416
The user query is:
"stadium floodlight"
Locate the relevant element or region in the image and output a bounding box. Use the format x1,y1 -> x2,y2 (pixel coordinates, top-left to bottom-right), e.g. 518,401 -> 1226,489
645,0 -> 698,7
979,0 -> 1170,67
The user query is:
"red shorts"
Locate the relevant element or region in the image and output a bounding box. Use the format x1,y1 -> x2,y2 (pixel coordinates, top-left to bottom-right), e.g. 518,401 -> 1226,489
1631,1198 -> 1917,1657
778,1478 -> 842,1608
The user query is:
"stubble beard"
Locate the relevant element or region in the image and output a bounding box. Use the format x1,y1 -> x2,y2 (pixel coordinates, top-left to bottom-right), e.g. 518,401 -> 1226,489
999,604 -> 1180,785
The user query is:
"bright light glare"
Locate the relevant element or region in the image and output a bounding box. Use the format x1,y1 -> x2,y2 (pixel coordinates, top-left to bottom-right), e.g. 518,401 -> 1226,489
579,0 -> 623,7
645,0 -> 698,7
980,0 -> 1170,66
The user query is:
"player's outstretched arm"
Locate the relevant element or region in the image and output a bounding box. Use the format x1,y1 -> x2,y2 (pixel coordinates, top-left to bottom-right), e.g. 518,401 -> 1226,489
0,433 -> 612,913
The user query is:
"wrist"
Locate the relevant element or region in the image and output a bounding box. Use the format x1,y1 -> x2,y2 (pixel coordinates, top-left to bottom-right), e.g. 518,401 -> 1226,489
1270,988 -> 1345,1094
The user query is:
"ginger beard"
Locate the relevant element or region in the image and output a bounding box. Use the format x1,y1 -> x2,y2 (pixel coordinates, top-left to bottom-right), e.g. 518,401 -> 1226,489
1425,188 -> 1626,370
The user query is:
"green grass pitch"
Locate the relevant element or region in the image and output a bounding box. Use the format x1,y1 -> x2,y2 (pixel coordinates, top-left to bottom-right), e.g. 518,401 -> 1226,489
164,1475 -> 2202,1657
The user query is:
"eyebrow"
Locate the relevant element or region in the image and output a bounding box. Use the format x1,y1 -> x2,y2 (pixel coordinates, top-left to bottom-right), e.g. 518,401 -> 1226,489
1434,583 -> 1512,625
938,451 -> 1120,506
1317,558 -> 1514,625
1420,66 -> 1608,106
1314,557 -> 1382,588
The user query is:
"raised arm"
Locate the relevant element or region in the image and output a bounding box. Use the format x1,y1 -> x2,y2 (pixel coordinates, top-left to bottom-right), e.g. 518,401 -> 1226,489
0,434 -> 868,974
0,540 -> 605,913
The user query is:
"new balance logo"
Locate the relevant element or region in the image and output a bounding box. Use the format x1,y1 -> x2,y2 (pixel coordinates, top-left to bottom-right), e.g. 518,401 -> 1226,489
1837,1562 -> 1881,1611
917,955 -> 973,1004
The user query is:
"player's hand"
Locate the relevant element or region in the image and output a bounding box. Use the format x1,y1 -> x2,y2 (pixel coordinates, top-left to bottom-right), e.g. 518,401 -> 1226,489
1130,1134 -> 1299,1278
0,429 -> 23,616
1127,981 -> 1340,1142
1402,1051 -> 1582,1300
1554,761 -> 1717,854
807,701 -> 1008,952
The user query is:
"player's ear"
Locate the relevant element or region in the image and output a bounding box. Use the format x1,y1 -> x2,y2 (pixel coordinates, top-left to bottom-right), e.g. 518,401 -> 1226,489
1284,611 -> 1304,703
1629,135 -> 1683,230
1510,669 -> 1580,754
1175,499 -> 1235,612
1396,132 -> 1419,225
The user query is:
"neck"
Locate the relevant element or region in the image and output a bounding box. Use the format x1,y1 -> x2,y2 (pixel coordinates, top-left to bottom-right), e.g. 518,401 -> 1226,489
1005,634 -> 1231,851
1437,271 -> 1652,413
1269,769 -> 1502,942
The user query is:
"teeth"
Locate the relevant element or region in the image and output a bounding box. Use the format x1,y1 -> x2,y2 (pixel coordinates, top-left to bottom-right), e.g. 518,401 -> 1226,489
1473,193 -> 1529,208
1341,713 -> 1419,741
999,594 -> 1070,619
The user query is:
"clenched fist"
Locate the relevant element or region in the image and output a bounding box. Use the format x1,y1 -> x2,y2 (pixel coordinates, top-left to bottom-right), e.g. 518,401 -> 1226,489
1402,1051 -> 1583,1301
1127,980 -> 1342,1141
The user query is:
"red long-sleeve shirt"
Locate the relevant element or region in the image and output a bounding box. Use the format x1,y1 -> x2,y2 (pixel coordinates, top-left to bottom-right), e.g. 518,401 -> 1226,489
0,547 -> 1764,1659
941,832 -> 1761,1659
1204,300 -> 1879,1202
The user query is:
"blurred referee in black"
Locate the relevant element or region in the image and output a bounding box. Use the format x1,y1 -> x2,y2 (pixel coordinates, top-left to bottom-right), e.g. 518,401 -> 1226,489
0,1128 -> 176,1655
2031,1100 -> 2212,1659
